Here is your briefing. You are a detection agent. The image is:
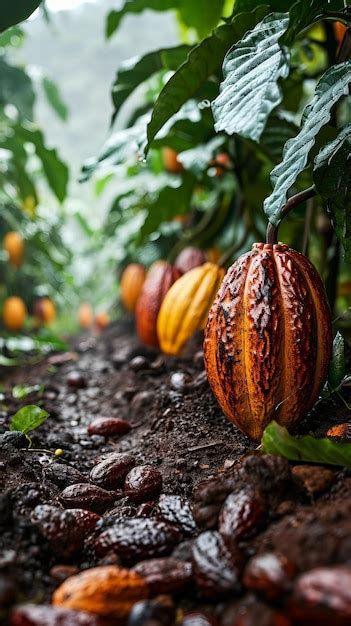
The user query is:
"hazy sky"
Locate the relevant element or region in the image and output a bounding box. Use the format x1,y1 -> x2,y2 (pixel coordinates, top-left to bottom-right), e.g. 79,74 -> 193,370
46,0 -> 95,11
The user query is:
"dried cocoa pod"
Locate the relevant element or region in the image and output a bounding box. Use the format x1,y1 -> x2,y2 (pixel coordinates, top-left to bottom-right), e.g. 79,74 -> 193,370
174,247 -> 207,274
157,262 -> 225,355
128,596 -> 175,626
204,243 -> 332,440
87,417 -> 131,437
59,483 -> 117,514
191,471 -> 240,529
133,557 -> 192,594
95,518 -> 181,564
219,486 -> 265,542
90,454 -> 136,489
136,261 -> 180,348
243,552 -> 296,600
192,531 -> 243,598
120,263 -> 146,312
289,566 -> 351,625
124,466 -> 162,503
31,505 -> 100,559
156,494 -> 197,535
52,565 -> 148,618
9,604 -> 105,626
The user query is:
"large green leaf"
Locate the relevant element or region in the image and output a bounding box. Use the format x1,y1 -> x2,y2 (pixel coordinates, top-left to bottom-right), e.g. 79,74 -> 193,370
0,0 -> 42,32
0,58 -> 35,119
144,5 -> 272,155
262,420 -> 351,467
17,124 -> 69,202
111,45 -> 191,123
42,77 -> 69,122
178,0 -> 226,40
264,61 -> 351,226
212,13 -> 290,142
313,125 -> 351,263
284,0 -> 347,43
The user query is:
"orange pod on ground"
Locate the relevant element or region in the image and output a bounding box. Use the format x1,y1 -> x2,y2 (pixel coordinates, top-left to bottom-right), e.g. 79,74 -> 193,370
204,243 -> 332,441
157,262 -> 225,356
136,261 -> 180,348
120,263 -> 146,312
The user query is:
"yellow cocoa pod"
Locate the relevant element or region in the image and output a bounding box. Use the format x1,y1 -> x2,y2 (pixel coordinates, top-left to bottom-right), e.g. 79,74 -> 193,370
157,262 -> 225,355
52,565 -> 148,618
3,296 -> 27,331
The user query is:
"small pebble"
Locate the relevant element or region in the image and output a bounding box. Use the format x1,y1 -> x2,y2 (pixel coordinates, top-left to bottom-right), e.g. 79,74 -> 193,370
66,371 -> 87,389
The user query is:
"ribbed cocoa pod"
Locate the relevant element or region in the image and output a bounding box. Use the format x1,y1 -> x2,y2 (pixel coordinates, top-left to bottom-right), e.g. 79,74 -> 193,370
136,261 -> 180,348
174,247 -> 206,274
157,263 -> 225,356
120,263 -> 146,312
204,243 -> 332,441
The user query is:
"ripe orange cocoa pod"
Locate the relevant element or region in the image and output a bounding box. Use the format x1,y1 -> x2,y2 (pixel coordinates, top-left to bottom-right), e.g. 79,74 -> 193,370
34,298 -> 56,325
163,147 -> 183,173
3,296 -> 27,331
79,303 -> 94,328
3,231 -> 24,268
174,247 -> 206,274
52,565 -> 148,618
120,263 -> 146,312
204,243 -> 332,441
157,263 -> 225,356
136,261 -> 180,348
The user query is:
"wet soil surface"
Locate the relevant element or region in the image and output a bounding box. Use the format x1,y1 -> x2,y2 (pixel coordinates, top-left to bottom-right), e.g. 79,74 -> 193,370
1,318 -> 351,625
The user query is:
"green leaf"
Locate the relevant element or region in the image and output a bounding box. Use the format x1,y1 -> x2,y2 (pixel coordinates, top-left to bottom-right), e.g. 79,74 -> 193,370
213,13 -> 290,141
145,5 -> 272,155
328,332 -> 346,391
111,45 -> 191,123
106,0 -> 176,38
0,0 -> 42,32
313,125 -> 351,263
262,420 -> 351,467
9,404 -> 49,435
178,0 -> 226,39
260,115 -> 299,163
284,0 -> 347,44
42,77 -> 68,121
0,58 -> 35,119
264,61 -> 351,226
12,383 -> 44,399
17,123 -> 69,202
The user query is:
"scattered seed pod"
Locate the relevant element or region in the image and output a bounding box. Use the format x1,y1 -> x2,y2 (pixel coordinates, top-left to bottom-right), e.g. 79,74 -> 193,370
120,263 -> 146,312
136,261 -> 180,348
204,243 -> 332,440
243,552 -> 296,601
31,505 -> 100,559
95,518 -> 180,564
124,466 -> 162,503
289,565 -> 351,625
157,262 -> 225,356
59,483 -> 117,514
52,565 -> 148,618
219,486 -> 265,542
9,604 -> 105,626
87,417 -> 131,437
133,558 -> 192,595
90,454 -> 136,489
192,531 -> 243,598
156,494 -> 197,535
174,247 -> 206,274
66,371 -> 87,389
128,596 -> 176,626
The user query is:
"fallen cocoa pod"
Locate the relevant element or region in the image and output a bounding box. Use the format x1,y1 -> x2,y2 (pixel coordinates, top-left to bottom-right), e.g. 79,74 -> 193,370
133,557 -> 192,594
192,531 -> 243,598
52,565 -> 148,618
59,483 -> 118,514
9,604 -> 105,625
90,454 -> 136,489
243,552 -> 296,601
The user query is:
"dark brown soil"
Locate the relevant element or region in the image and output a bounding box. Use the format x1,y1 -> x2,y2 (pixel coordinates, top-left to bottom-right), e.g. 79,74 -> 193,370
1,318 -> 351,625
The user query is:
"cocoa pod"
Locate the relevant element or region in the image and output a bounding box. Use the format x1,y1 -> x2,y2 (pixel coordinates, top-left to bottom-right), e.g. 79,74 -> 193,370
174,247 -> 206,274
136,261 -> 180,348
59,483 -> 117,514
243,552 -> 296,600
133,557 -> 192,594
120,263 -> 146,312
289,565 -> 351,625
90,454 -> 136,489
9,604 -> 104,625
52,565 -> 148,618
204,243 -> 332,440
124,465 -> 162,503
192,531 -> 243,598
157,262 -> 225,355
87,417 -> 131,437
219,486 -> 265,542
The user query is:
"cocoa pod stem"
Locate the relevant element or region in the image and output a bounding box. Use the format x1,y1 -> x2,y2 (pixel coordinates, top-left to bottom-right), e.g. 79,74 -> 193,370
266,186 -> 317,245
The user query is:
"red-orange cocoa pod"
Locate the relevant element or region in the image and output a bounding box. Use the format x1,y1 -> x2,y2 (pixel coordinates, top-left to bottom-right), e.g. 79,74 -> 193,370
136,261 -> 180,348
204,243 -> 332,441
174,247 -> 206,274
120,263 -> 146,312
